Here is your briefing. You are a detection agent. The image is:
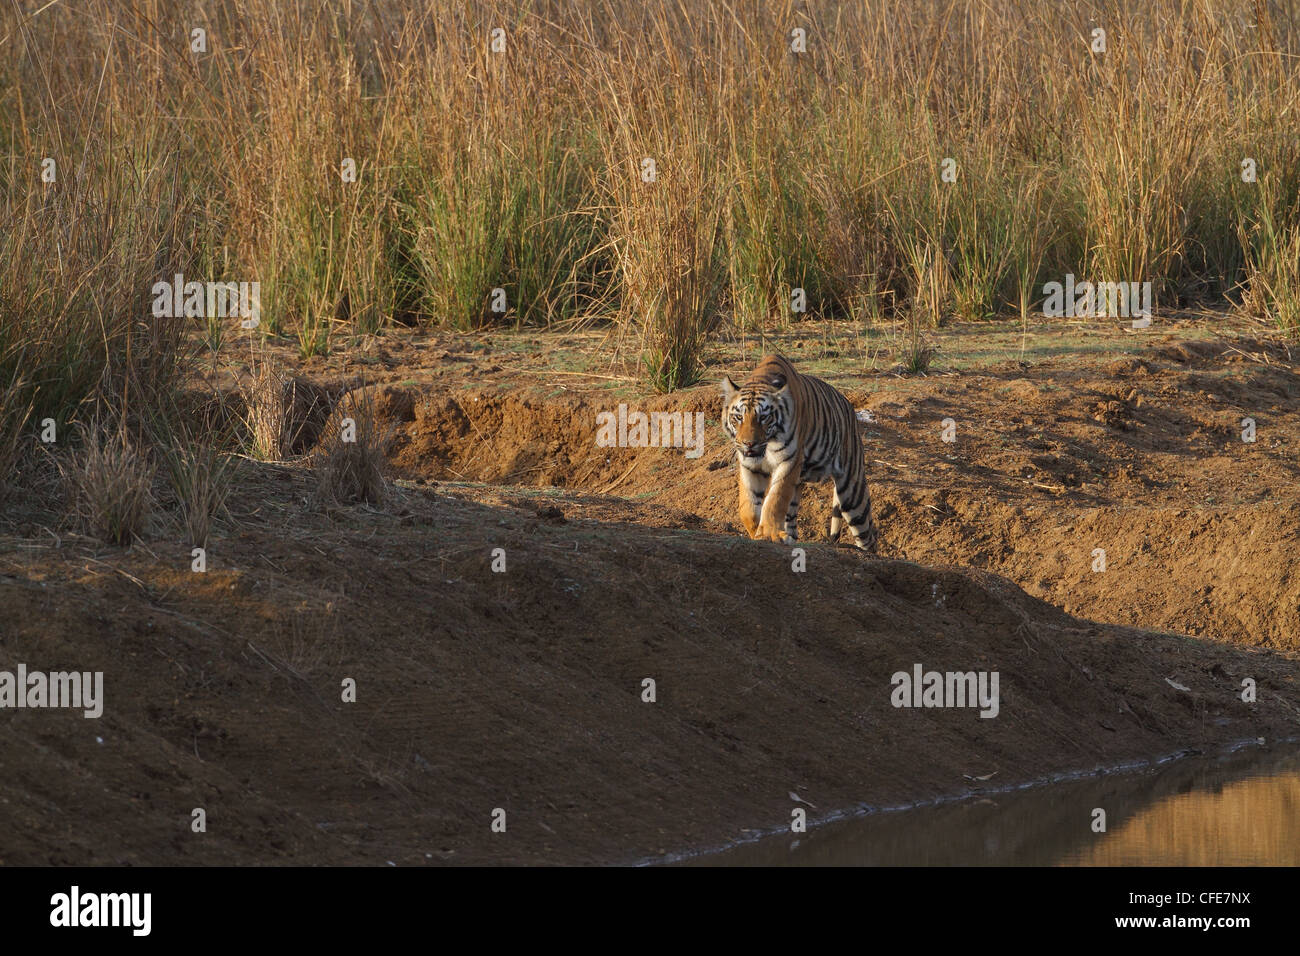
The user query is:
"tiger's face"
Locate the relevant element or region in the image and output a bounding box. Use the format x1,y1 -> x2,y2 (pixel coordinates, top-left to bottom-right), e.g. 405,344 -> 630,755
721,376 -> 787,461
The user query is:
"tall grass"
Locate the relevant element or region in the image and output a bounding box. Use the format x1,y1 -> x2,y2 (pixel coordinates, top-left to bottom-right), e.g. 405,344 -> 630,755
2,0 -> 1300,404
0,107 -> 192,473
1242,176 -> 1300,336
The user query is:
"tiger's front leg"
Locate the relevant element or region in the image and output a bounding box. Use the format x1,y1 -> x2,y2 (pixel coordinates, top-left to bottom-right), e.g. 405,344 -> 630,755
782,484 -> 801,541
737,465 -> 767,538
758,461 -> 801,543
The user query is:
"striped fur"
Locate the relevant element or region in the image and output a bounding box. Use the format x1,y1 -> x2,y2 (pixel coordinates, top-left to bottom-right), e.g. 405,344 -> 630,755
720,354 -> 878,552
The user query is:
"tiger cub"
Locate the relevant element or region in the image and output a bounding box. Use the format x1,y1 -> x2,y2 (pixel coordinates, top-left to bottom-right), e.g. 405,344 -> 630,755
720,354 -> 878,552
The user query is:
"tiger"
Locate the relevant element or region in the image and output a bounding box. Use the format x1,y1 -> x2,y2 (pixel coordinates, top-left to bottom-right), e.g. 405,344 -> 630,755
720,354 -> 878,553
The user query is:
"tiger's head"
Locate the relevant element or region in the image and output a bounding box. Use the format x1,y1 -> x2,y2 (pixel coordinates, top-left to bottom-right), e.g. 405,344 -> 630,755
721,370 -> 790,461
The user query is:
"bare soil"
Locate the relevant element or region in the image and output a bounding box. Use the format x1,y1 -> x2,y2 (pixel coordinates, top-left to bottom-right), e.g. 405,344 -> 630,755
2,313 -> 1298,865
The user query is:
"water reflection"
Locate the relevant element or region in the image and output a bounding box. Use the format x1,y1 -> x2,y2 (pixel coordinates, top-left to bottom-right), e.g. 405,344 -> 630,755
690,744 -> 1300,866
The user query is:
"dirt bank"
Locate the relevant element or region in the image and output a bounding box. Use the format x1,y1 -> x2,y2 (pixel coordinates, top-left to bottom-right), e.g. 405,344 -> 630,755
351,327 -> 1300,651
1,469 -> 1296,865
3,316 -> 1298,864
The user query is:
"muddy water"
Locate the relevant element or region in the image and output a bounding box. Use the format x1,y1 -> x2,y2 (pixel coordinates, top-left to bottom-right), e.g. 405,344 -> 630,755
691,743 -> 1300,866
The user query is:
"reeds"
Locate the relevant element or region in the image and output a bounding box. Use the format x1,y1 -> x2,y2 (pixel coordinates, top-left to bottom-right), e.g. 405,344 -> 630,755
1,0 -> 1298,406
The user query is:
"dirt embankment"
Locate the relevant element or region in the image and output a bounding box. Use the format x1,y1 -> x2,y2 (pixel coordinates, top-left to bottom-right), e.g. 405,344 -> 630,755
2,474 -> 1296,865
3,322 -> 1299,865
355,337 -> 1300,652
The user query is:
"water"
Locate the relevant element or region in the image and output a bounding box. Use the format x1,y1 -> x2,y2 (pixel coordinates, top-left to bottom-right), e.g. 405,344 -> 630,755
690,743 -> 1300,866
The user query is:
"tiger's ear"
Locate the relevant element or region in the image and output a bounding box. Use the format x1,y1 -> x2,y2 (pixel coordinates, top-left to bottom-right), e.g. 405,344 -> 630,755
720,376 -> 739,401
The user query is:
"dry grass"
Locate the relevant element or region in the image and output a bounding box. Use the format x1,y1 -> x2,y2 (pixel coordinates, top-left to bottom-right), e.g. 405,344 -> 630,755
153,423 -> 236,549
61,427 -> 155,546
240,365 -> 335,461
311,389 -> 389,508
1241,176 -> 1300,336
1,0 -> 1298,405
242,366 -> 294,462
602,92 -> 729,391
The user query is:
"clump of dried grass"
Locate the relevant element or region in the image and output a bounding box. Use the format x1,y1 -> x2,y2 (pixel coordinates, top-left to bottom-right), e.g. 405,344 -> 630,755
311,388 -> 389,508
155,429 -> 237,549
62,427 -> 155,545
242,366 -> 334,461
242,366 -> 294,462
